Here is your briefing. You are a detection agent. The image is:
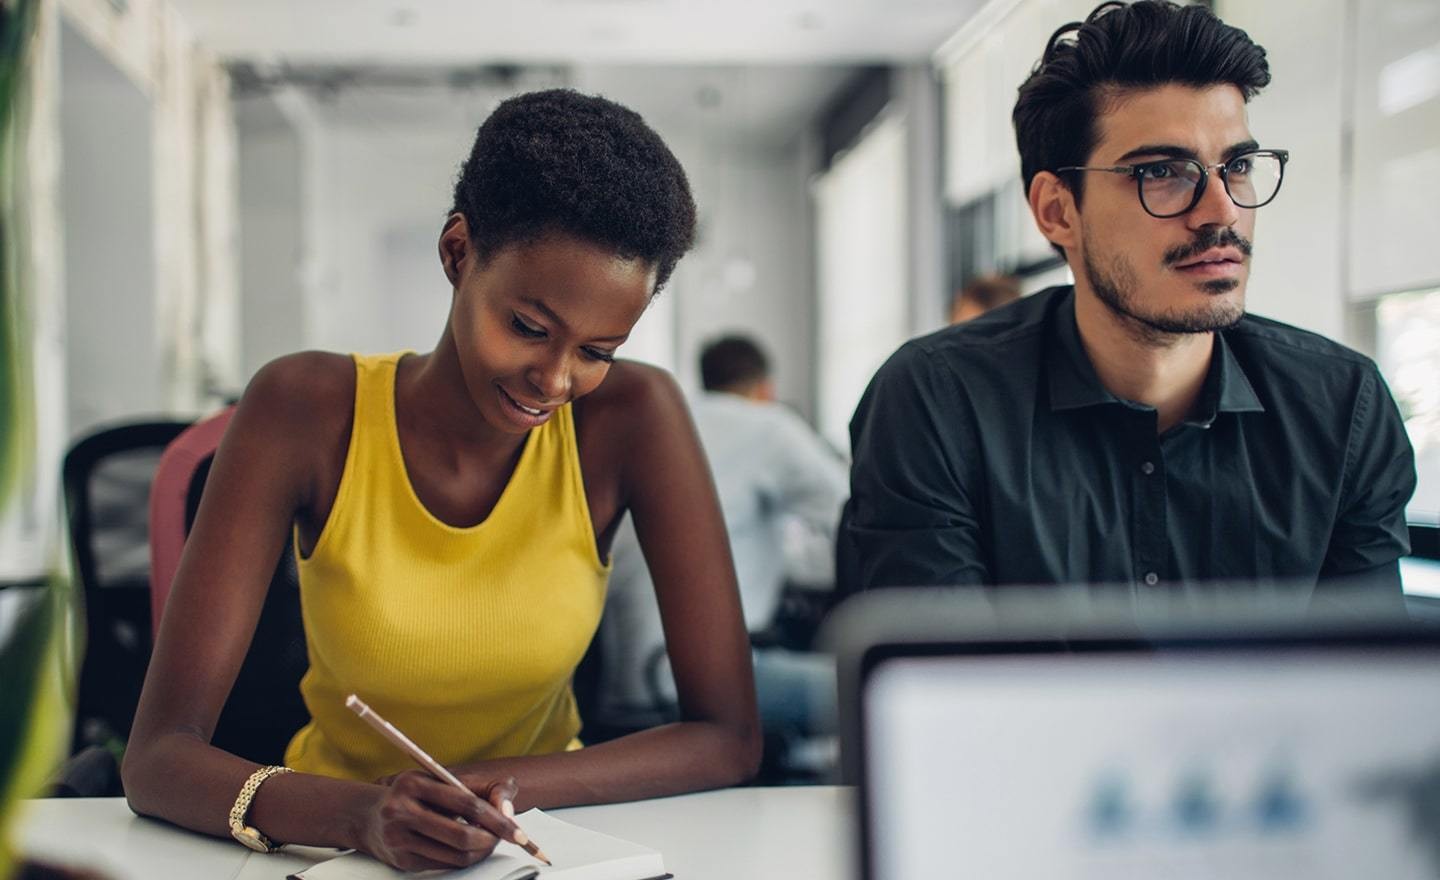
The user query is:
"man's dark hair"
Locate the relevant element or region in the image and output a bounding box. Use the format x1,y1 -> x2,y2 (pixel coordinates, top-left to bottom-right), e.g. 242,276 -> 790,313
452,89 -> 697,293
1012,0 -> 1270,240
700,335 -> 770,392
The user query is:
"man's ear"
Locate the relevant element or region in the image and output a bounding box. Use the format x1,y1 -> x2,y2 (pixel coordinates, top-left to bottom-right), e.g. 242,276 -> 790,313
1028,172 -> 1080,255
438,213 -> 471,286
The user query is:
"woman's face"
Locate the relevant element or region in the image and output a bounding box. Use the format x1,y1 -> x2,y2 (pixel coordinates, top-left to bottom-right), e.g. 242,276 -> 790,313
443,217 -> 655,435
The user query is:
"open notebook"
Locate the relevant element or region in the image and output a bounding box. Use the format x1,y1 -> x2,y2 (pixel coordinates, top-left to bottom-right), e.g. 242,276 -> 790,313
288,808 -> 670,880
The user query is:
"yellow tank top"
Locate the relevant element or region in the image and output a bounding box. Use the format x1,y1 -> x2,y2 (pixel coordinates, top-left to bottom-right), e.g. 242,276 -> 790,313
284,352 -> 610,781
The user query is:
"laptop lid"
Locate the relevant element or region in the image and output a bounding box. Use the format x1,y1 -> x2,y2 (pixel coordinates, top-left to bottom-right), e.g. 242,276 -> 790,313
832,587 -> 1440,880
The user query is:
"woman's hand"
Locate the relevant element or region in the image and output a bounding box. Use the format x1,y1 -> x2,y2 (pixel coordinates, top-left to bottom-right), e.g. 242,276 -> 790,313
355,771 -> 522,871
377,769 -> 520,817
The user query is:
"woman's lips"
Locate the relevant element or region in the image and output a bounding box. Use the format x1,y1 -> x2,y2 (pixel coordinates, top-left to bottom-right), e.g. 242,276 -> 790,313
497,386 -> 554,427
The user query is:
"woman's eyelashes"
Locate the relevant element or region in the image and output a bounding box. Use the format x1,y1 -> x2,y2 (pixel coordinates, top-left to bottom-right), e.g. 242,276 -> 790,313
511,314 -> 546,338
511,314 -> 615,363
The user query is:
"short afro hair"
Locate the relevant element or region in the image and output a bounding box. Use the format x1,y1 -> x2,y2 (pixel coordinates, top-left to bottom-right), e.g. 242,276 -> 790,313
452,89 -> 697,293
1013,1 -> 1270,250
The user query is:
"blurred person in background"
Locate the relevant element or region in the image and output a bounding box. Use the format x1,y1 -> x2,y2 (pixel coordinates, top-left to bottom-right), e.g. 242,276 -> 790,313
599,335 -> 848,746
949,273 -> 1022,324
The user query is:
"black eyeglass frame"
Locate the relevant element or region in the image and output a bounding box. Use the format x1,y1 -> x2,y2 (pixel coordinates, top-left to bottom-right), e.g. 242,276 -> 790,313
1055,149 -> 1290,219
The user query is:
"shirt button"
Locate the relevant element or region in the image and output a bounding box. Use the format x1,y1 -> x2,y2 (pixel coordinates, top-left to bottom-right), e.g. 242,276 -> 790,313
1144,572 -> 1159,586
1141,461 -> 1155,475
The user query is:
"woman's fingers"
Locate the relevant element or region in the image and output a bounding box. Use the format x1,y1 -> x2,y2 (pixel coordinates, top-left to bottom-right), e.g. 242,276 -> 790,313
392,771 -> 522,851
485,775 -> 520,819
390,830 -> 486,871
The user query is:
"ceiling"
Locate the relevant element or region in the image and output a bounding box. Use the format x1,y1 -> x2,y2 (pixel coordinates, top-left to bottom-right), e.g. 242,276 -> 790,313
573,65 -> 858,148
165,0 -> 986,65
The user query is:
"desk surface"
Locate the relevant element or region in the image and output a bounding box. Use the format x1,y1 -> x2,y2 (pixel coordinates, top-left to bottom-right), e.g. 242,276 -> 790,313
17,786 -> 855,880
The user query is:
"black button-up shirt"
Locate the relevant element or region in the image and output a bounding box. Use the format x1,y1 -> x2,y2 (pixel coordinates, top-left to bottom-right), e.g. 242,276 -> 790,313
839,286 -> 1416,600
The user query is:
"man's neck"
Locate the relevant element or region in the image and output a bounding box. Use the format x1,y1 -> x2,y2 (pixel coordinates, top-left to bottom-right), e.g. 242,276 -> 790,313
1072,286 -> 1215,434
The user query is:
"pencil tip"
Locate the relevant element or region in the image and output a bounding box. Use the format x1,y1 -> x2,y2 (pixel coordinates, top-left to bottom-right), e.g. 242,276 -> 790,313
535,849 -> 552,866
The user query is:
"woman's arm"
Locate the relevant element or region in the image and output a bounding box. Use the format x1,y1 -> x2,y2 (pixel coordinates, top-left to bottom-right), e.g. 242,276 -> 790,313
121,354 -> 522,871
453,365 -> 762,808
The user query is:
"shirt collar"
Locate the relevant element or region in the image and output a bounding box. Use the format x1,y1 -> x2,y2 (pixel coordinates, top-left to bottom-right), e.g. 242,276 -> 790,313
1046,287 -> 1266,419
1047,289 -> 1121,411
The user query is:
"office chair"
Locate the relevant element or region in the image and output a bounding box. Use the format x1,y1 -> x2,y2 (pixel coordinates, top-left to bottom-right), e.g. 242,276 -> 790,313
62,419 -> 192,760
149,407 -> 310,766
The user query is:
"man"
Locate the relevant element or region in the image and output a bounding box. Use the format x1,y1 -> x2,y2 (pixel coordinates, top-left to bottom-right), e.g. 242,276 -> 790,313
839,1 -> 1415,600
600,335 -> 848,737
950,274 -> 1022,325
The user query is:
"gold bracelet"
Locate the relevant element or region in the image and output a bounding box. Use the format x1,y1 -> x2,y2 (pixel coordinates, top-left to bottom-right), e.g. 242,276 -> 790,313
228,765 -> 294,853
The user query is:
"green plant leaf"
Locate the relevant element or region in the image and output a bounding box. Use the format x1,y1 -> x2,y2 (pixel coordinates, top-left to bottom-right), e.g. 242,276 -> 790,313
0,2 -> 68,878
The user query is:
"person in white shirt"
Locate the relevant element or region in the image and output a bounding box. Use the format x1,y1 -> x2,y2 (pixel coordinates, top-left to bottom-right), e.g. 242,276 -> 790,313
597,335 -> 849,740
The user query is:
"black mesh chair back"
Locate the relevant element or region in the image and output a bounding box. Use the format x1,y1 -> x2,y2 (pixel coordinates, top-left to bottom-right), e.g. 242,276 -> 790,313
62,420 -> 190,754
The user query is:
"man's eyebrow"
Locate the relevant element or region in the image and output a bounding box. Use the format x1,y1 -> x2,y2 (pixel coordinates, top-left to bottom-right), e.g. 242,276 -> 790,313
1116,143 -> 1199,162
1115,140 -> 1262,163
1222,139 -> 1261,160
522,298 -> 628,343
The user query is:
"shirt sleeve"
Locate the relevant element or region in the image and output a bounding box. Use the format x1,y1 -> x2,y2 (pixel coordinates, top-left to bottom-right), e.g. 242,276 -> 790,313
837,341 -> 988,593
1318,364 -> 1417,597
762,407 -> 851,587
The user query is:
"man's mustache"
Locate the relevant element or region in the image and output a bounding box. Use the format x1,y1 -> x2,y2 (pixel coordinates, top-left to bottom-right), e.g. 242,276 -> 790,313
1164,228 -> 1253,266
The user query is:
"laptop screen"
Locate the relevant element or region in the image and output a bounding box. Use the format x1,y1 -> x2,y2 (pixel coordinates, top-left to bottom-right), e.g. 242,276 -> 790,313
861,641 -> 1440,880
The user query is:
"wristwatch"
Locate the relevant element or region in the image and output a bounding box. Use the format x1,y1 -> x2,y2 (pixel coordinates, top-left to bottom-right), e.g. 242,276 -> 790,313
229,765 -> 294,853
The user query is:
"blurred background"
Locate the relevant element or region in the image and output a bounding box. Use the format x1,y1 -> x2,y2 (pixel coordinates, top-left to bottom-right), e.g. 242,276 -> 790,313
0,0 -> 1437,781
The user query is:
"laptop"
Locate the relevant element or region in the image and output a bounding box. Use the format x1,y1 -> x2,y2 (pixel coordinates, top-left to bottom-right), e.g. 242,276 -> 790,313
830,586 -> 1440,880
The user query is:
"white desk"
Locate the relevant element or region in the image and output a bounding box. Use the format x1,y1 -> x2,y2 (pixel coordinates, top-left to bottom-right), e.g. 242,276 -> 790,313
16,786 -> 855,879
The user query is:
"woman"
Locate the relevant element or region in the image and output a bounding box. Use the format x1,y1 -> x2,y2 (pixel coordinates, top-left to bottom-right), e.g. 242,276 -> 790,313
122,90 -> 760,872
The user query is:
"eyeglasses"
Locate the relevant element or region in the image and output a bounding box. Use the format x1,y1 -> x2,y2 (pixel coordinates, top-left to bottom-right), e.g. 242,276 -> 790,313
1055,149 -> 1289,219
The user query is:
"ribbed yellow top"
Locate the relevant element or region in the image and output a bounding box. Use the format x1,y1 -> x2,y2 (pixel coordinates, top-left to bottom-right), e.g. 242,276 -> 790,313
284,352 -> 610,782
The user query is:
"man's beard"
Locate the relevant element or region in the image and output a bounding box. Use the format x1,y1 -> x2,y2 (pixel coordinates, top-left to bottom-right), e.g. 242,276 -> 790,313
1082,227 -> 1251,344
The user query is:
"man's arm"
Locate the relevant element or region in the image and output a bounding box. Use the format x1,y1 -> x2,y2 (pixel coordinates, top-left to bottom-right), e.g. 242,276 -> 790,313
765,407 -> 850,586
837,342 -> 988,593
1316,365 -> 1417,611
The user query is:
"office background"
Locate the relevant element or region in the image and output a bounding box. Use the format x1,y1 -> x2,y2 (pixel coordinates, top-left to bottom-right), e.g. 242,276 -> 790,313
0,0 -> 1436,587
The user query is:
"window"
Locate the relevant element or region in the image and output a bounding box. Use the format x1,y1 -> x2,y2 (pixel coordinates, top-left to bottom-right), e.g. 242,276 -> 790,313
813,113 -> 910,453
1376,286 -> 1440,524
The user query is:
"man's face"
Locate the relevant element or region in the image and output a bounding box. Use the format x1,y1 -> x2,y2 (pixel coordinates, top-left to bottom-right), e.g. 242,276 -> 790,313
1070,83 -> 1259,338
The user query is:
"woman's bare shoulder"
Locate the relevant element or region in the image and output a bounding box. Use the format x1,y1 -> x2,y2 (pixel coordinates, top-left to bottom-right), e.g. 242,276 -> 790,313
227,351 -> 357,479
240,349 -> 353,421
579,359 -> 686,419
573,360 -> 696,476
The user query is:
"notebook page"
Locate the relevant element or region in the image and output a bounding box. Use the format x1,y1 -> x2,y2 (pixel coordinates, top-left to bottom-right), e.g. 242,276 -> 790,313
290,808 -> 666,880
289,848 -> 537,880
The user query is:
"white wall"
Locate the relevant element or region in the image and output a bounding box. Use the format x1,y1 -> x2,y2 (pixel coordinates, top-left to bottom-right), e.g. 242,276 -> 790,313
663,136 -> 815,412
59,21 -> 161,437
1217,0 -> 1348,342
301,89 -> 479,359
814,112 -> 911,451
45,0 -> 241,415
236,95 -> 306,382
899,64 -> 949,334
1348,0 -> 1440,299
235,77 -> 825,417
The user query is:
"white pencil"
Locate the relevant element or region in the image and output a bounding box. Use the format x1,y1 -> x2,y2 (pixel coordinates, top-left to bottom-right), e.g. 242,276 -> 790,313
346,694 -> 552,866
